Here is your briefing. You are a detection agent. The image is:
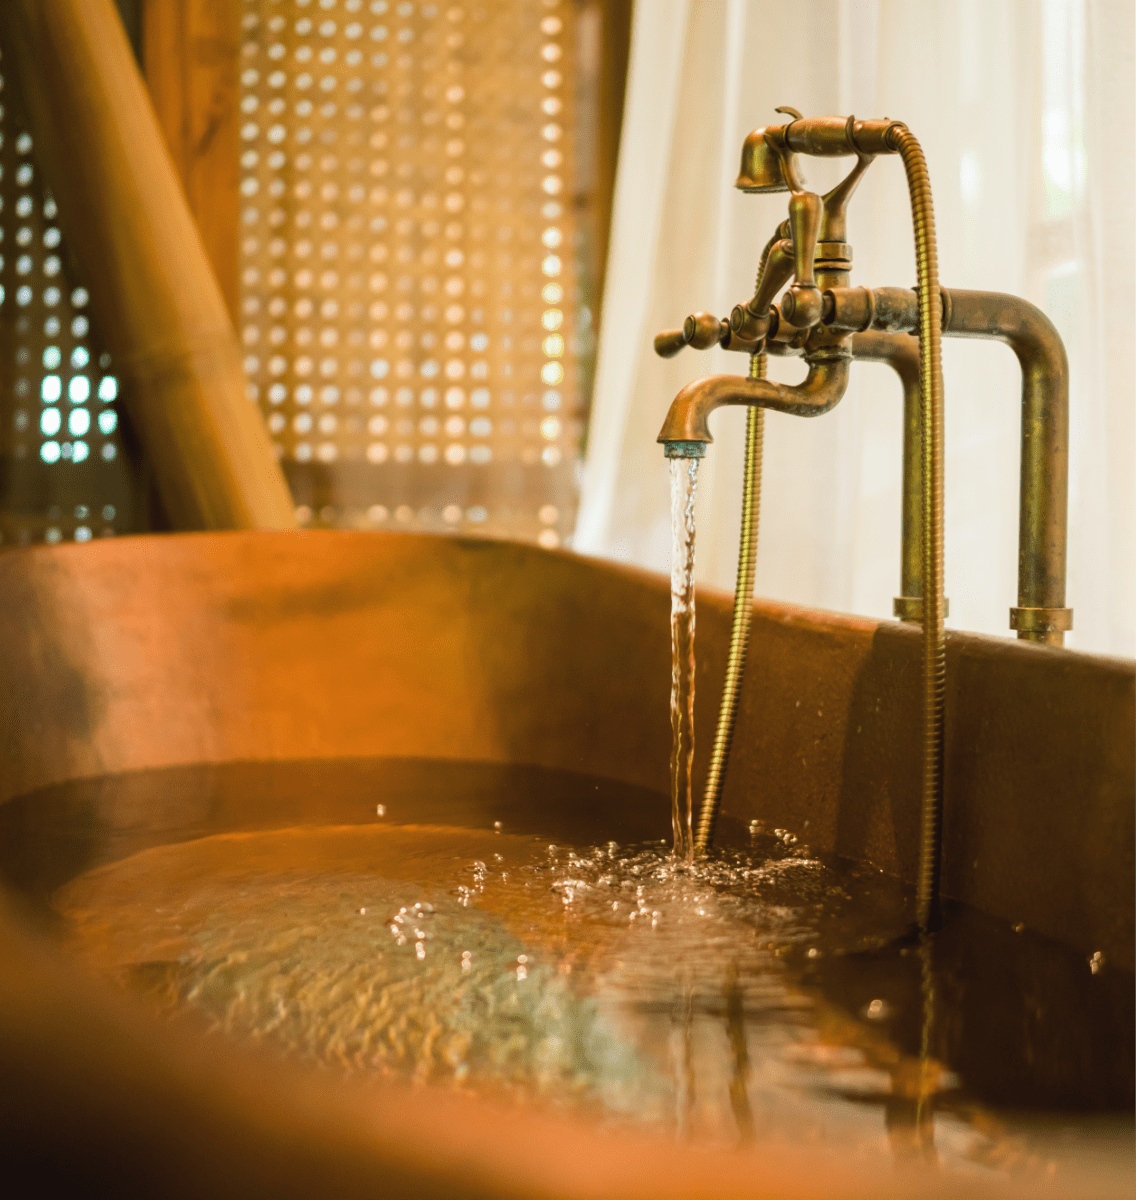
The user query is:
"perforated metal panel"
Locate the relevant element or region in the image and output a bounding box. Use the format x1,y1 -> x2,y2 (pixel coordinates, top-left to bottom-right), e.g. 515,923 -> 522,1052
238,0 -> 596,547
0,55 -> 145,547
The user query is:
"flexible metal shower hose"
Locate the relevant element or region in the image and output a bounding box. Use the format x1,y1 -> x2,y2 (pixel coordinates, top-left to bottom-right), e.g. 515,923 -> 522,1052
694,355 -> 765,855
889,126 -> 946,933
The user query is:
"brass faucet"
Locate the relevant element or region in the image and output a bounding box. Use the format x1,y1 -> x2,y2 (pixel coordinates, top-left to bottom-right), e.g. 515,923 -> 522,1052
655,111 -> 1072,932
655,112 -> 1072,645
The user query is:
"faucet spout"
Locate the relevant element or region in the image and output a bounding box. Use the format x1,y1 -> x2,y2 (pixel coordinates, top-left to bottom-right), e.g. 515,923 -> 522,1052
656,355 -> 851,446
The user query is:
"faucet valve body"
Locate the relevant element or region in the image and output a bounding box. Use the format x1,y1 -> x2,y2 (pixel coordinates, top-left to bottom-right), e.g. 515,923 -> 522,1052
652,110 -> 1071,648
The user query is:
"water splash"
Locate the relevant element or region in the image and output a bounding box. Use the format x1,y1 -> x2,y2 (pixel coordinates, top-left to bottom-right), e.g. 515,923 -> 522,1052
670,457 -> 699,866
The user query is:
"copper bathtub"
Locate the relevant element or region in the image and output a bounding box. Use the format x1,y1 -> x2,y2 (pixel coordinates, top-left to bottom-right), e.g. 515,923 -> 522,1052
0,531 -> 1130,1199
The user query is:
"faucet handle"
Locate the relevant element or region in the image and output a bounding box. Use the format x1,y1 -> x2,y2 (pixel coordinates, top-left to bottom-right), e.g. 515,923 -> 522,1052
654,312 -> 728,358
654,328 -> 690,359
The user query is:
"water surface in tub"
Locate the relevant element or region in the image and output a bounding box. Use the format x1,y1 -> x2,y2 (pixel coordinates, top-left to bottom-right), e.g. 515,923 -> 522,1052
2,759 -> 1131,1187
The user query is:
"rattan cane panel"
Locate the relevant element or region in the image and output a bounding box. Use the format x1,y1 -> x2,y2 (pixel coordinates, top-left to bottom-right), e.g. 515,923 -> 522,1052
238,0 -> 591,547
0,57 -> 145,547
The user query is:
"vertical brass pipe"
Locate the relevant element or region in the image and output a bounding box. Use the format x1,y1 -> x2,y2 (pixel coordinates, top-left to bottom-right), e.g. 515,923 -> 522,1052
850,332 -> 925,615
941,291 -> 1071,645
834,286 -> 1071,642
888,126 -> 946,934
0,0 -> 296,531
695,354 -> 765,855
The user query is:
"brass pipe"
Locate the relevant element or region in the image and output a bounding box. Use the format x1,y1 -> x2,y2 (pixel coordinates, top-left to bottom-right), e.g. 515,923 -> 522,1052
888,125 -> 946,936
826,286 -> 1071,644
752,325 -> 941,620
655,357 -> 850,445
0,0 -> 296,531
945,291 -> 1071,645
850,332 -> 929,618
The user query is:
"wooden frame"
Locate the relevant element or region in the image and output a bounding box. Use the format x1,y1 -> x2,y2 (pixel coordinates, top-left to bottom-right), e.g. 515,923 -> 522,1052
140,0 -> 630,340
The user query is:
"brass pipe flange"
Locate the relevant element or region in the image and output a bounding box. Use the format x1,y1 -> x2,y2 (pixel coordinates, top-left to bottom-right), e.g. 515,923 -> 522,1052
1010,606 -> 1073,642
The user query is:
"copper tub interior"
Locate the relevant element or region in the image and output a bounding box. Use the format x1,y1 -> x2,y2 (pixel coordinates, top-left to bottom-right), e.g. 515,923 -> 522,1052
0,530 -> 1131,1199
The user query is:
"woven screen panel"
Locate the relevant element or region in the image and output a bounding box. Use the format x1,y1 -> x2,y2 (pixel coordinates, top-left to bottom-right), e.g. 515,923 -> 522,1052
0,60 -> 146,547
238,0 -> 595,547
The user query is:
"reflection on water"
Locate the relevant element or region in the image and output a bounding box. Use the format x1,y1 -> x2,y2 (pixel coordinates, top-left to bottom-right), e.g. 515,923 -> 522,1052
58,825 -> 892,1137
0,757 -> 1128,1192
56,817 -> 1132,1186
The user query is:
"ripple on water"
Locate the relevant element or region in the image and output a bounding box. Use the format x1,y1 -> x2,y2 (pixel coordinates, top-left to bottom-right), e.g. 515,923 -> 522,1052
56,822 -> 1134,1182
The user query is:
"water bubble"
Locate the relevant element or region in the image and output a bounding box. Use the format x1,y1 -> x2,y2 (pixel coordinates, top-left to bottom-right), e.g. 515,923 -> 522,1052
1089,951 -> 1105,974
493,820 -> 502,832
376,804 -> 386,816
865,998 -> 891,1021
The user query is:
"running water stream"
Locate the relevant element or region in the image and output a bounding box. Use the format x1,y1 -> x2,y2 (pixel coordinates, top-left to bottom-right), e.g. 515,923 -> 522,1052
669,456 -> 699,866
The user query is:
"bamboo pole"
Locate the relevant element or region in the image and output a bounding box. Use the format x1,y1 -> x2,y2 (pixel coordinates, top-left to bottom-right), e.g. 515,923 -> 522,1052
0,0 -> 296,531
142,0 -> 241,325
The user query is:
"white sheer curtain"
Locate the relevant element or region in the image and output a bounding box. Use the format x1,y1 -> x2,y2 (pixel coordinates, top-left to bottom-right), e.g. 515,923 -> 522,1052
576,0 -> 1134,658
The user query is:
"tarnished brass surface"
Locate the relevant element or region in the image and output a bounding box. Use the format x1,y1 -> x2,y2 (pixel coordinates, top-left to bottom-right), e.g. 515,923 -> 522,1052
663,320 -> 950,627
655,359 -> 850,442
653,312 -> 729,359
735,125 -> 792,192
657,121 -> 1072,646
655,116 -> 951,916
850,332 -> 926,613
826,285 -> 1071,645
946,291 -> 1070,646
0,532 -> 1129,1197
887,125 -> 947,932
